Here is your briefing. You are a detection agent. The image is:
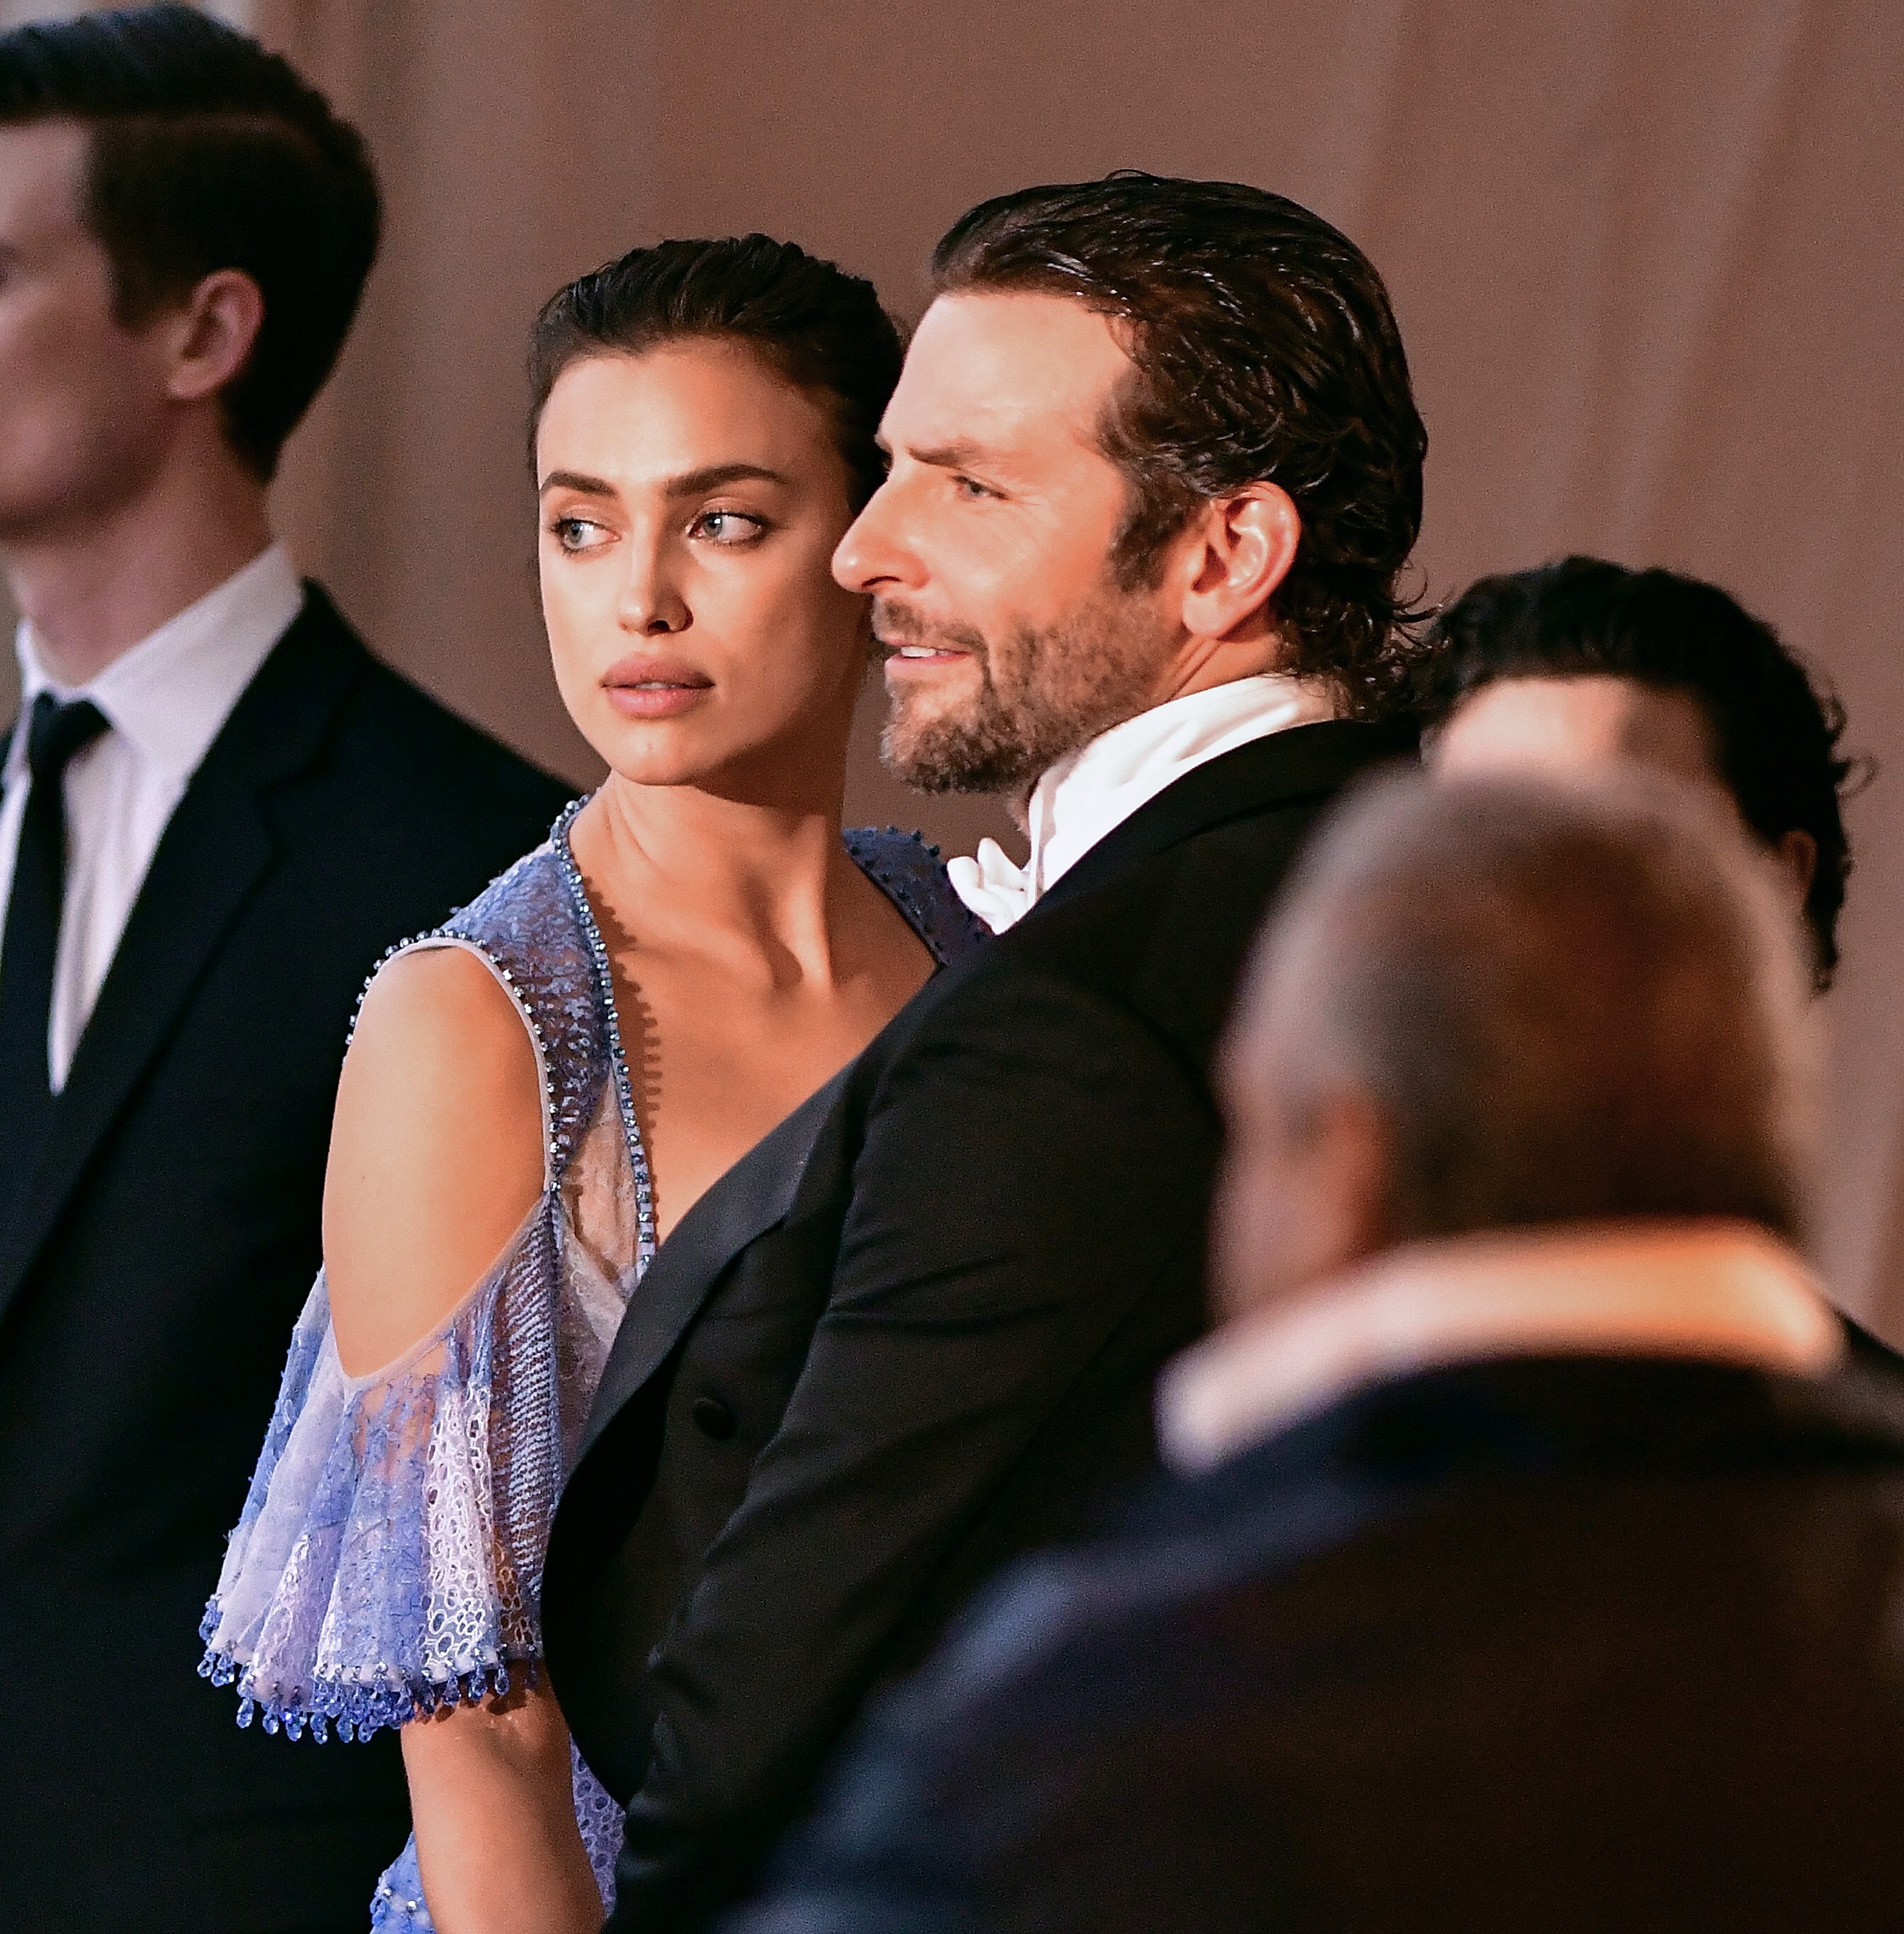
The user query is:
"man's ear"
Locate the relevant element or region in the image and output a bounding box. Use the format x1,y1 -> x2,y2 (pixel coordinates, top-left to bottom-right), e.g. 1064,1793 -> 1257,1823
163,268 -> 265,407
1773,827 -> 1818,903
1178,481 -> 1302,641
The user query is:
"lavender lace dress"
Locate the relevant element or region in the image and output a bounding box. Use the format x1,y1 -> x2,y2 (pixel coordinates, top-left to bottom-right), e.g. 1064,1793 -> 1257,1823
197,801 -> 986,1928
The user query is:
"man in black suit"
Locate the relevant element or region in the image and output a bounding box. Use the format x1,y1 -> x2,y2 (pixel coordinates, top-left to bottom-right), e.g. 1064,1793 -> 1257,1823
543,173 -> 1428,1929
730,770 -> 1904,1934
0,12 -> 569,1929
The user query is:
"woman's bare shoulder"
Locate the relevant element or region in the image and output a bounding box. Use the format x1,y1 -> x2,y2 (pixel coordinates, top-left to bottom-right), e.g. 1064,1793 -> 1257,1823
324,945 -> 546,1379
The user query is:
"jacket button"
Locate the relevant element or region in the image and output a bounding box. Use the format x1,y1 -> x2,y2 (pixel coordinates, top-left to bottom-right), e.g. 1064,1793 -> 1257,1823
692,1395 -> 737,1441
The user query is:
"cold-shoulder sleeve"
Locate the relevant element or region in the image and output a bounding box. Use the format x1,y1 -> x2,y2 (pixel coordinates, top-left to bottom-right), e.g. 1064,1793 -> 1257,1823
198,1204 -> 564,1743
200,834 -> 643,1763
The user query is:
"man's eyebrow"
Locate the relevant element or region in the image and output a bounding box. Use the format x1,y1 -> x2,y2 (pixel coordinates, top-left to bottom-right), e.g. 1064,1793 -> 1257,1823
904,440 -> 992,472
538,461 -> 792,498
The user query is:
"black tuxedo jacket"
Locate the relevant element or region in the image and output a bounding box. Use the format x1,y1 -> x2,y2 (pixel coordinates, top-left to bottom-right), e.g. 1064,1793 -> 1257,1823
733,1351 -> 1904,1934
543,719 -> 1411,1932
0,586 -> 571,1934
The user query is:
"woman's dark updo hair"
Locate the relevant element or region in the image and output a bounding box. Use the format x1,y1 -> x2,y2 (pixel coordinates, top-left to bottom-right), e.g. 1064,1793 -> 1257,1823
529,235 -> 903,509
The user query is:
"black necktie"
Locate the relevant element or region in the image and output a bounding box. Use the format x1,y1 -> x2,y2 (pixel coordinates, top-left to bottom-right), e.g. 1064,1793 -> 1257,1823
0,694 -> 110,1239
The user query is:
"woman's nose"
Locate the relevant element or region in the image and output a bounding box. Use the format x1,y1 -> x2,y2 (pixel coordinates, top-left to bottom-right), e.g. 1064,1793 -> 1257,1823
618,541 -> 690,634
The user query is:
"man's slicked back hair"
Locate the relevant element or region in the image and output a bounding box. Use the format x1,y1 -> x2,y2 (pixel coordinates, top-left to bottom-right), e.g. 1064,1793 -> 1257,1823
1238,772 -> 1819,1245
931,171 -> 1430,719
528,235 -> 904,511
0,3 -> 380,478
1419,557 -> 1861,986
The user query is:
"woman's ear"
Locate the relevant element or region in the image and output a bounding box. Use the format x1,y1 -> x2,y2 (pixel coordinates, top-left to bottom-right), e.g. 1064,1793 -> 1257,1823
164,268 -> 266,407
1178,482 -> 1302,641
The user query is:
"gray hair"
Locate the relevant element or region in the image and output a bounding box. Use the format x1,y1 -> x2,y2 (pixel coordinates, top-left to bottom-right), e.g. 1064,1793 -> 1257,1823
1228,771 -> 1821,1243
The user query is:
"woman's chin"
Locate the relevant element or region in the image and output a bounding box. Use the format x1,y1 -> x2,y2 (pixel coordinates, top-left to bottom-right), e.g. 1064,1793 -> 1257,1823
601,748 -> 719,791
575,710 -> 717,788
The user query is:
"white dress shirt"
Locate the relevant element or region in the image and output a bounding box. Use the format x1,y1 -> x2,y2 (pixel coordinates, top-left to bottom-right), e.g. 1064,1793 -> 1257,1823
1157,1220 -> 1844,1476
0,542 -> 303,1090
947,672 -> 1339,933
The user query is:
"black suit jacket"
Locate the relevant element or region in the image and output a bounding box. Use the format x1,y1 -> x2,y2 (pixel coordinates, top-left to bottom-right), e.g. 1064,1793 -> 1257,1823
0,586 -> 572,1934
732,1351 -> 1904,1934
543,719 -> 1411,1932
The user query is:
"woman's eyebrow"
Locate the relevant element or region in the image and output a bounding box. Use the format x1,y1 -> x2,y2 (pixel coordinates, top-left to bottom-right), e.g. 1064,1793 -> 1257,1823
661,461 -> 792,496
538,462 -> 792,499
538,468 -> 614,496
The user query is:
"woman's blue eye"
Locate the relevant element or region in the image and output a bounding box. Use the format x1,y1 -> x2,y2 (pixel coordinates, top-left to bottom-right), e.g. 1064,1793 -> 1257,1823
695,509 -> 765,544
552,516 -> 603,551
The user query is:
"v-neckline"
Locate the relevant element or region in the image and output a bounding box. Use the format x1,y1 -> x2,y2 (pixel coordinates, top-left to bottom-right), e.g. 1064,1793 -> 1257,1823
550,797 -> 659,1278
550,799 -> 955,1269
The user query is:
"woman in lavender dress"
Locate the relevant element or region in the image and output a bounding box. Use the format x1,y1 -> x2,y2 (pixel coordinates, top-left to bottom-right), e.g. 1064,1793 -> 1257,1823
197,239 -> 984,1931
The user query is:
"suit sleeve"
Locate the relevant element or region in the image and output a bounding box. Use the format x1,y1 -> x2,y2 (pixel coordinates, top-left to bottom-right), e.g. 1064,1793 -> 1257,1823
605,972 -> 1221,1931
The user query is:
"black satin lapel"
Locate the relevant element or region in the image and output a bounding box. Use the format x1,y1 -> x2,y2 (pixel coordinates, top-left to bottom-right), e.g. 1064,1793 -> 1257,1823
578,1063 -> 851,1463
0,589 -> 363,1314
1037,719 -> 1418,915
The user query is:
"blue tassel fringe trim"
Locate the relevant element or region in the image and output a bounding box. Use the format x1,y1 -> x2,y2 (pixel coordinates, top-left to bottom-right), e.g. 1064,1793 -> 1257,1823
197,1597 -> 538,1744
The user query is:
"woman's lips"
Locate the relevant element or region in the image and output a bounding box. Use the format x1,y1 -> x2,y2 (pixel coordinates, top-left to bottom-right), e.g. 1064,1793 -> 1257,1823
603,655 -> 713,719
607,681 -> 711,719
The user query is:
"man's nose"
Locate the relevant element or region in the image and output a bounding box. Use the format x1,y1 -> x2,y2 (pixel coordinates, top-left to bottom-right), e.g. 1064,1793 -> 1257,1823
832,474 -> 915,596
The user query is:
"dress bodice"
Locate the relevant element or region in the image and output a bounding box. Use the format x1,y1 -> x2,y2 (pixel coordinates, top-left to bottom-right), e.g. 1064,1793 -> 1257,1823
197,802 -> 986,1925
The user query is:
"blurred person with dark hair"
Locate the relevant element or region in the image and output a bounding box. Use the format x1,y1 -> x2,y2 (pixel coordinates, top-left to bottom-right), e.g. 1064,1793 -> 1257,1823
1421,558 -> 1900,1369
541,170 -> 1425,1932
1421,555 -> 1857,988
729,770 -> 1904,1934
0,8 -> 570,1928
201,235 -> 979,1933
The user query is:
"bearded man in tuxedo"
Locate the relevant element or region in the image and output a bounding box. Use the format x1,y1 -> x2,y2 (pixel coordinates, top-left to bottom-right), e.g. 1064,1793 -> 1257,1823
543,171 -> 1428,1932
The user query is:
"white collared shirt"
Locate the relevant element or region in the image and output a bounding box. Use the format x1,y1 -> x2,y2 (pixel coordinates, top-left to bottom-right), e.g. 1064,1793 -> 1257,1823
947,672 -> 1339,933
1158,1220 -> 1845,1476
0,542 -> 303,1089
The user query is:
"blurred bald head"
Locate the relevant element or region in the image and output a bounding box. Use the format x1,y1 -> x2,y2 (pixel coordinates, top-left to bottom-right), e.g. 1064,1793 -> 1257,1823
1214,772 -> 1820,1318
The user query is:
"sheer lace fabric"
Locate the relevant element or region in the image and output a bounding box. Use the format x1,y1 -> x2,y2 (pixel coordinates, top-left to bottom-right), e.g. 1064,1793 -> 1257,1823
199,1090 -> 631,1739
199,812 -> 984,1927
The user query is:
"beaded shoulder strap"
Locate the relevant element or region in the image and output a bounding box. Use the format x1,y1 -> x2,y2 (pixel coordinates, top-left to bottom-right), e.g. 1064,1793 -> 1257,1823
349,802 -> 615,1191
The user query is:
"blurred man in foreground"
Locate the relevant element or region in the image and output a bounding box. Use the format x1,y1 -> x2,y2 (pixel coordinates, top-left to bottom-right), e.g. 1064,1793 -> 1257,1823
731,772 -> 1904,1934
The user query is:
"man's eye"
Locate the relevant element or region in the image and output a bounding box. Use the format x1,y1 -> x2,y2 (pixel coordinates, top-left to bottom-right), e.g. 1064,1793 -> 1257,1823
953,475 -> 998,502
692,509 -> 766,545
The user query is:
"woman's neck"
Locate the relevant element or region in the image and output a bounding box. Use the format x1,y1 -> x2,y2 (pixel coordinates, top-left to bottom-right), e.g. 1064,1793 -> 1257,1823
575,768 -> 861,980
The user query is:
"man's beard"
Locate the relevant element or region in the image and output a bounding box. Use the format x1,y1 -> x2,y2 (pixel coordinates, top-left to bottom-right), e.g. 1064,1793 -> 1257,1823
878,585 -> 1168,797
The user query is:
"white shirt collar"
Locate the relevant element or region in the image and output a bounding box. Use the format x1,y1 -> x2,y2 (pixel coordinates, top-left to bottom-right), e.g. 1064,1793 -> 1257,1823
12,541 -> 302,781
1158,1220 -> 1845,1476
948,672 -> 1338,933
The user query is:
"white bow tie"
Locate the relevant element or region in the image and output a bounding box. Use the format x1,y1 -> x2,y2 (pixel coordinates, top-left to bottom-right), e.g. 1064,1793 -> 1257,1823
947,837 -> 1035,934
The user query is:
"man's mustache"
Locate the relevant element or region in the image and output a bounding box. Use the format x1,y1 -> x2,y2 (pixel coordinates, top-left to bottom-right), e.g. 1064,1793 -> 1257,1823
871,600 -> 990,660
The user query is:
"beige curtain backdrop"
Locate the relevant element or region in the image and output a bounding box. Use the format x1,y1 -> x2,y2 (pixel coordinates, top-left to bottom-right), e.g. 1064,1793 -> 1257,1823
5,3 -> 1903,1327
